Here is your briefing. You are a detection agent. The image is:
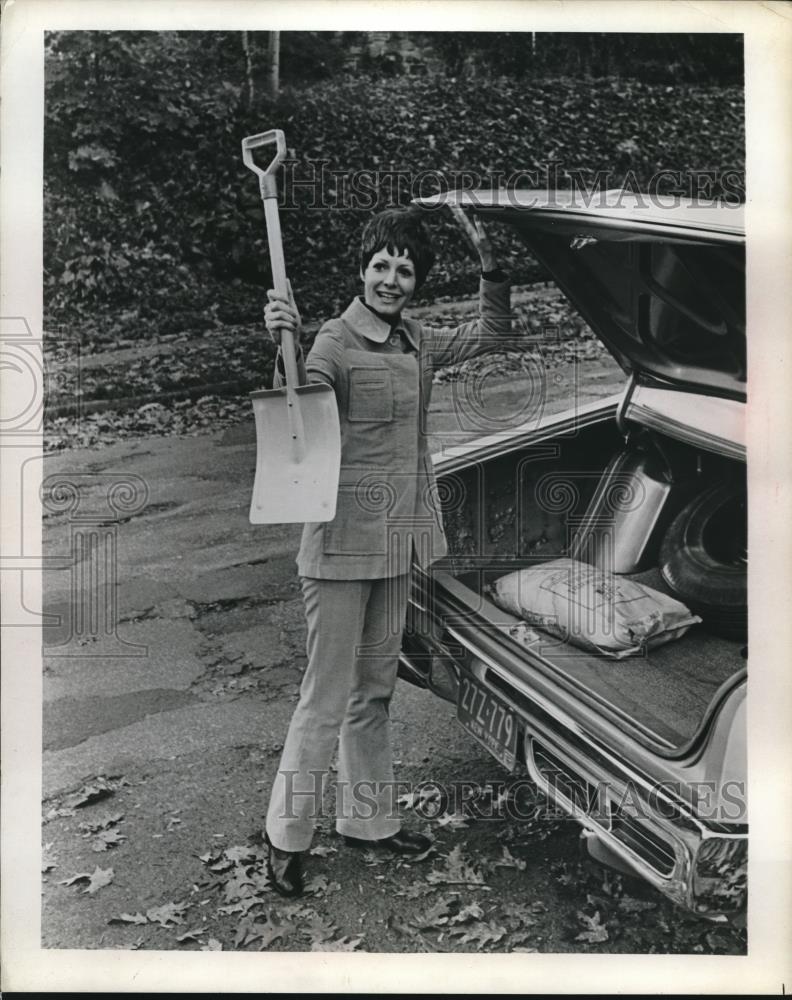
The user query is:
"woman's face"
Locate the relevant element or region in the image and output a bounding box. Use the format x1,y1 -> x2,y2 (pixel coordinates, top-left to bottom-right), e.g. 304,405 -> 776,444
361,247 -> 417,317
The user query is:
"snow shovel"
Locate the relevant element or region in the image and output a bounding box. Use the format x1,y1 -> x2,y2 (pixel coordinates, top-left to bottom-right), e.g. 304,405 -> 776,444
242,129 -> 340,524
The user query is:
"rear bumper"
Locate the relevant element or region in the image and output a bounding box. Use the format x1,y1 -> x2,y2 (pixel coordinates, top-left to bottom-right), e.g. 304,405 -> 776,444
522,726 -> 747,917
400,609 -> 747,918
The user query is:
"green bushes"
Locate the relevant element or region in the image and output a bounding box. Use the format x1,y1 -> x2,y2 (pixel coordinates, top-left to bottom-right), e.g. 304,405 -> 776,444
44,32 -> 744,345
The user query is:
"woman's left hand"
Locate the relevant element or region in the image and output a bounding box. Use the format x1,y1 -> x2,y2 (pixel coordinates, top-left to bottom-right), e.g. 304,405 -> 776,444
448,201 -> 498,272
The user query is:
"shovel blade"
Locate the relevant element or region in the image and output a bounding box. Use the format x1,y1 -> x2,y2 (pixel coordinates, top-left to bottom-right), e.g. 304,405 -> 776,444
249,382 -> 340,524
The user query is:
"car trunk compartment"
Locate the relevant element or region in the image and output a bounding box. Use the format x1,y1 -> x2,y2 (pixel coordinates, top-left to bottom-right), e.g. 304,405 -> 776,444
433,420 -> 746,755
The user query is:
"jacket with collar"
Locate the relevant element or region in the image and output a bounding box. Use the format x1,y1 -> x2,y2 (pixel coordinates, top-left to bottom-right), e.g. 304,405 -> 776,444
276,274 -> 512,579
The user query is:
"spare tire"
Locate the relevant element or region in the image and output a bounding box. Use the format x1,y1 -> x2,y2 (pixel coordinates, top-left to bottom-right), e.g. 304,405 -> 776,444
659,481 -> 747,641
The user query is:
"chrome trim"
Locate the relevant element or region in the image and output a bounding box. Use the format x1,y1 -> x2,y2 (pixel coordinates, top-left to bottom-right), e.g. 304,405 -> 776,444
524,737 -> 682,883
520,730 -> 745,913
443,623 -> 705,825
430,396 -> 621,474
627,406 -> 746,461
526,747 -> 688,904
625,391 -> 745,461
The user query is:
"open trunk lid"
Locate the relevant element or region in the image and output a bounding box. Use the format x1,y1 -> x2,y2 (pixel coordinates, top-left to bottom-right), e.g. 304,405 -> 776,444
416,189 -> 746,402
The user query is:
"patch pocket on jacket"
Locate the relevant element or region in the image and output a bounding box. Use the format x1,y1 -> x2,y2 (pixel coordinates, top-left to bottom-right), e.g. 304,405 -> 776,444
323,469 -> 392,555
348,366 -> 394,422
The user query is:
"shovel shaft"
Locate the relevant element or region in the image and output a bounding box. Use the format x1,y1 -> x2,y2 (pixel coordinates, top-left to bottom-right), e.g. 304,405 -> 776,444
261,172 -> 305,461
263,196 -> 295,383
263,197 -> 288,300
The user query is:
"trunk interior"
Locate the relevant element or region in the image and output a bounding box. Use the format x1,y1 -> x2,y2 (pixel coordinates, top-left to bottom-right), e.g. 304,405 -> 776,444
433,417 -> 747,753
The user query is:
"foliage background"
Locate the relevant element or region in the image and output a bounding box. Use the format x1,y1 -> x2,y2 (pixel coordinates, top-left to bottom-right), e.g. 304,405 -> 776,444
44,31 -> 745,346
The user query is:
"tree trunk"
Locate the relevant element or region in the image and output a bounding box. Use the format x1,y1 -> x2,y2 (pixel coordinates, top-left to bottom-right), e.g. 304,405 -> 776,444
242,31 -> 255,108
268,31 -> 280,99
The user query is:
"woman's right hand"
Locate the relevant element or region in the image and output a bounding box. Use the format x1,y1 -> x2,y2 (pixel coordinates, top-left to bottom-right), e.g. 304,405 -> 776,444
264,280 -> 302,345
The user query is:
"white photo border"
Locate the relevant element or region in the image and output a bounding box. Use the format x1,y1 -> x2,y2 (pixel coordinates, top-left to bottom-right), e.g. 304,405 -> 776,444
2,0 -> 791,992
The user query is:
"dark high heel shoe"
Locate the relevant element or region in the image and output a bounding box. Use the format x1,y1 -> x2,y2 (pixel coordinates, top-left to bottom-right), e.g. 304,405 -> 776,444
264,833 -> 304,897
343,829 -> 432,855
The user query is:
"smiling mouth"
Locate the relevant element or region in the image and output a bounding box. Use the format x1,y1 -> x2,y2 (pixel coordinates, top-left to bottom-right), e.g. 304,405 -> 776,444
377,292 -> 400,301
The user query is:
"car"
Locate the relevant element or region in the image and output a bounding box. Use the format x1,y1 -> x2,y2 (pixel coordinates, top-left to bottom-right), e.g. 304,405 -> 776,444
399,188 -> 747,919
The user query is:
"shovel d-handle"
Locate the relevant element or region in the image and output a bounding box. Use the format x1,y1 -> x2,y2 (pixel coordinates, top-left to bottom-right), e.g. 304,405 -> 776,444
242,129 -> 287,198
242,128 -> 305,463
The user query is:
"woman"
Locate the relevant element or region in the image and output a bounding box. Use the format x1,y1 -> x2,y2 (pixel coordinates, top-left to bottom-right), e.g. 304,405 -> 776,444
263,204 -> 512,896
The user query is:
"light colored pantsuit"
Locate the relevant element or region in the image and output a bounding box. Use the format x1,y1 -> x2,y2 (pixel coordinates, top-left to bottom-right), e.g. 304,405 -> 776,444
265,278 -> 512,852
266,574 -> 409,852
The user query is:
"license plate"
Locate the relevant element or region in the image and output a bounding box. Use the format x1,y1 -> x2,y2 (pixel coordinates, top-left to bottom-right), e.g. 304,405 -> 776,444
457,673 -> 518,771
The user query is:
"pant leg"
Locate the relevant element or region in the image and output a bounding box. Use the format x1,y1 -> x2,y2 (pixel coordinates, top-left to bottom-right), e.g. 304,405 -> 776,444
266,576 -> 371,852
335,572 -> 410,840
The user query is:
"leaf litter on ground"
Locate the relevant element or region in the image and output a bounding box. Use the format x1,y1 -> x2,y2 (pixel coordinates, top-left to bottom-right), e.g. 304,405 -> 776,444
78,812 -> 125,835
145,901 -> 190,928
446,920 -> 508,948
91,828 -> 127,852
426,844 -> 486,887
109,912 -> 148,926
56,775 -> 128,813
575,910 -> 610,945
59,866 -> 115,895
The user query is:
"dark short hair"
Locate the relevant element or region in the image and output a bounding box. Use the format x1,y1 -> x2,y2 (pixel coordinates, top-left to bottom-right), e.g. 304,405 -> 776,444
360,208 -> 436,289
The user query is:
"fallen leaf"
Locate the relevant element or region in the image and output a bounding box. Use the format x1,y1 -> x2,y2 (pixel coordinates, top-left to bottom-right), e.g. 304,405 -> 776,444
427,844 -> 485,886
312,935 -> 364,952
449,902 -> 485,925
176,928 -> 206,943
42,843 -> 57,873
92,828 -> 127,852
146,901 -> 188,927
575,910 -> 609,944
303,875 -> 329,896
413,897 -> 454,930
258,918 -> 296,950
217,897 -> 259,917
64,777 -> 118,810
224,844 -> 263,864
60,866 -> 114,895
501,902 -> 538,928
309,845 -> 337,857
208,859 -> 235,874
447,920 -> 507,947
235,917 -> 263,948
222,869 -> 257,903
45,806 -> 76,821
109,912 -> 148,925
303,914 -> 338,947
201,938 -> 223,951
79,812 -> 125,834
397,787 -> 441,811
